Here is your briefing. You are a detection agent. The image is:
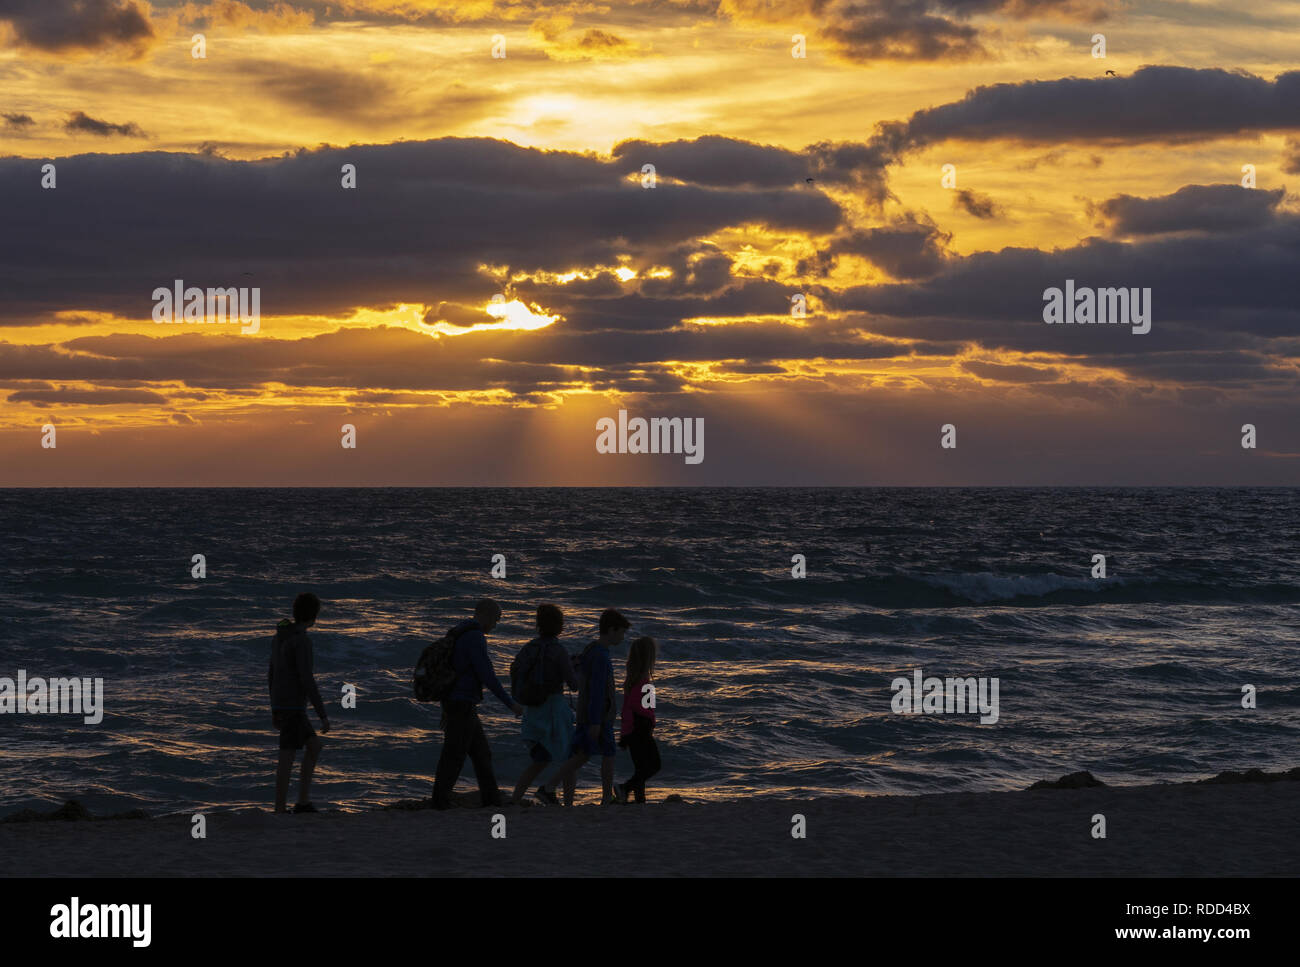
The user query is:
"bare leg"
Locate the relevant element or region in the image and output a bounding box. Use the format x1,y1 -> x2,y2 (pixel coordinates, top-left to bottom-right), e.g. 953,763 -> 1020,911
275,749 -> 295,812
298,734 -> 322,805
562,769 -> 576,806
512,760 -> 547,804
601,755 -> 615,801
554,752 -> 588,806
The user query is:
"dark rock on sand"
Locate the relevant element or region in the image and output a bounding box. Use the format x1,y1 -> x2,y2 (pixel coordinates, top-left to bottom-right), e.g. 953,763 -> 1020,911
1027,771 -> 1106,790
1198,766 -> 1300,785
1,800 -> 151,823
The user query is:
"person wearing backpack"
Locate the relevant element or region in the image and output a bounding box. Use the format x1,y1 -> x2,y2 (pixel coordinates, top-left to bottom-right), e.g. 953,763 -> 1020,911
509,604 -> 580,805
431,599 -> 523,810
551,608 -> 630,806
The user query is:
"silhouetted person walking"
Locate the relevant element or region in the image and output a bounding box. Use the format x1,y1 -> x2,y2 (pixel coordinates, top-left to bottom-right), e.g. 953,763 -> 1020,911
552,609 -> 630,805
618,636 -> 660,803
269,592 -> 330,813
432,599 -> 523,809
510,604 -> 579,805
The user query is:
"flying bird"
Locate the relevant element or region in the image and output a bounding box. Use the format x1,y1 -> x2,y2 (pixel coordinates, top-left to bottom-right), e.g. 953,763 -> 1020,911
805,177 -> 815,184
1105,70 -> 1117,76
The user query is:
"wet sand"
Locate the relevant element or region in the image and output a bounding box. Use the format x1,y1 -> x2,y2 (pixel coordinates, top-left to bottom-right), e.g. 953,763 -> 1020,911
4,774 -> 1297,876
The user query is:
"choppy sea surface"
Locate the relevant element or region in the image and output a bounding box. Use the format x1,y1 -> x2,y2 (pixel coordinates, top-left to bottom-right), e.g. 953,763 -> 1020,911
0,487 -> 1296,814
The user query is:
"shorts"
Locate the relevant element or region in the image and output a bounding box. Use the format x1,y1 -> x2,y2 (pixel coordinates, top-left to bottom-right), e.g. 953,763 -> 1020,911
277,709 -> 316,751
570,722 -> 617,758
527,741 -> 552,764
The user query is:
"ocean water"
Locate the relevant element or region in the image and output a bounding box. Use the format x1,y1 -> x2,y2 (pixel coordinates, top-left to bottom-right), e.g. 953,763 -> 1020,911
1,487 -> 1297,815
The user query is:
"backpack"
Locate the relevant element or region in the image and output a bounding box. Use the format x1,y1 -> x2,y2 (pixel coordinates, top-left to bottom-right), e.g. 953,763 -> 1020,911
413,627 -> 463,703
511,638 -> 561,707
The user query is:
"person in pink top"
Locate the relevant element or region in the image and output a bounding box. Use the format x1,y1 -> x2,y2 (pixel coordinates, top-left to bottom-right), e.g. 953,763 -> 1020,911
617,636 -> 660,803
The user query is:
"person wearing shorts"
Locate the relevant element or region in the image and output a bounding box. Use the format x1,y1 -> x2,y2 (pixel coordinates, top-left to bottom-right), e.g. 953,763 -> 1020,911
551,609 -> 630,806
528,741 -> 552,763
571,720 -> 617,758
277,708 -> 316,751
268,593 -> 330,814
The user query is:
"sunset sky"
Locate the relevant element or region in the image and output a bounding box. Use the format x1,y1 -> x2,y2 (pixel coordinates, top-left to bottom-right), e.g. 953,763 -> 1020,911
2,0 -> 1298,484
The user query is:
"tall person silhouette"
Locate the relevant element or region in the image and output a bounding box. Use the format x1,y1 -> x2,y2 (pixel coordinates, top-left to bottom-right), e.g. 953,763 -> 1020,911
432,599 -> 523,809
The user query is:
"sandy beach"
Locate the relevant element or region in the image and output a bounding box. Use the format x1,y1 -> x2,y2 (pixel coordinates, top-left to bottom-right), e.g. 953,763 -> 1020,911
4,772 -> 1296,877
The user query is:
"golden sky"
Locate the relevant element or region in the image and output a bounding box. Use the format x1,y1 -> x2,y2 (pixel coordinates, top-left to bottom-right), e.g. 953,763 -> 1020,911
1,0 -> 1299,484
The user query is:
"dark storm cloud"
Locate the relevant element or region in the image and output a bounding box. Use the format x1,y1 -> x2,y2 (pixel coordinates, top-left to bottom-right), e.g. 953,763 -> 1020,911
832,210 -> 1300,383
8,315 -> 916,396
7,387 -> 168,405
0,284 -> 921,400
64,111 -> 146,137
3,129 -> 1294,402
0,0 -> 154,54
717,361 -> 787,374
279,0 -> 1112,59
730,0 -> 1116,63
952,188 -> 1002,219
520,279 -> 799,333
0,343 -> 164,381
961,359 -> 1060,382
820,0 -> 985,62
279,0 -> 573,28
803,218 -> 951,280
1093,184 -> 1286,236
0,312 -> 106,328
873,67 -> 1300,153
611,136 -> 893,204
514,321 -> 915,369
1081,349 -> 1297,385
613,136 -> 814,187
0,136 -> 843,323
499,242 -> 809,333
